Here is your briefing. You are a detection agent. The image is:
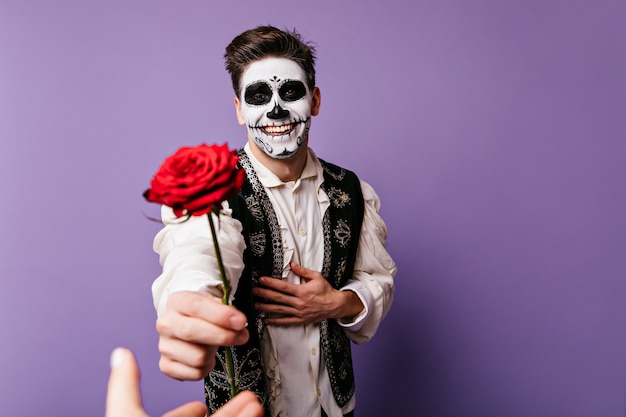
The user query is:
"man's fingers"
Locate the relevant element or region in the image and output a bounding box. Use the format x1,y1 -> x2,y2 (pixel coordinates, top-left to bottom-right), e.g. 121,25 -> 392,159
159,337 -> 217,369
289,262 -> 319,280
162,401 -> 207,417
105,347 -> 146,417
157,314 -> 249,346
253,287 -> 300,307
158,339 -> 217,380
256,276 -> 296,294
166,291 -> 248,331
156,292 -> 250,381
256,264 -> 327,296
263,316 -> 308,326
211,391 -> 264,417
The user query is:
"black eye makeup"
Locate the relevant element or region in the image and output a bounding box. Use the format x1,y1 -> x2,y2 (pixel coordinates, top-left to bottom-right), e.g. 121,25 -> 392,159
244,82 -> 273,105
279,80 -> 306,102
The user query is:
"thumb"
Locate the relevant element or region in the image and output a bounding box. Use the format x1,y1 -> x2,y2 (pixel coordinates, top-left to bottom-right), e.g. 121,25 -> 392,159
105,347 -> 147,417
162,402 -> 207,417
290,262 -> 319,282
210,391 -> 263,417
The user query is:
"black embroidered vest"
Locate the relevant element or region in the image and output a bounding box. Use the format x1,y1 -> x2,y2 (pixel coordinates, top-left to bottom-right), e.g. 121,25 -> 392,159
204,150 -> 364,414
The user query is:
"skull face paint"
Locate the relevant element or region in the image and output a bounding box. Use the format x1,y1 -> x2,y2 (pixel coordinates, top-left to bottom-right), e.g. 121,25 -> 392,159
238,58 -> 314,159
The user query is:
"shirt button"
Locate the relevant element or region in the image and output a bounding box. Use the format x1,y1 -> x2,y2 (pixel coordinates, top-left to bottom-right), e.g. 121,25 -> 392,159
311,348 -> 317,356
299,227 -> 306,236
316,387 -> 321,396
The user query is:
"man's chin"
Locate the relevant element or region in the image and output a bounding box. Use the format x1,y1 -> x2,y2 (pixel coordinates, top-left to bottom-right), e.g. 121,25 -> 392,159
273,148 -> 299,159
265,139 -> 302,158
250,133 -> 307,160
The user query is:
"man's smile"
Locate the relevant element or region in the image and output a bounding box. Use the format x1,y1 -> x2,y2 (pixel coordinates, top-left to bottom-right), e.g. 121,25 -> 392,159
261,123 -> 294,136
251,118 -> 309,137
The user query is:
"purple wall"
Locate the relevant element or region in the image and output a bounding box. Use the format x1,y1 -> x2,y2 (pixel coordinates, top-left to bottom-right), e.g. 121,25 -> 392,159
1,1 -> 625,416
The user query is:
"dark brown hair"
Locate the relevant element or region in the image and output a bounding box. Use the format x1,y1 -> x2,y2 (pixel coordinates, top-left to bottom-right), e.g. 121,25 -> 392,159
224,25 -> 317,97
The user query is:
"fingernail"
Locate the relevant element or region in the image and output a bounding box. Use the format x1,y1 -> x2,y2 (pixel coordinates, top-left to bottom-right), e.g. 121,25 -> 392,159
230,315 -> 246,329
110,347 -> 126,369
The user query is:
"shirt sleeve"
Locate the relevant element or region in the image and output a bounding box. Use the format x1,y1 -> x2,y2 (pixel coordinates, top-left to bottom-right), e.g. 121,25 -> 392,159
338,180 -> 397,344
151,203 -> 246,316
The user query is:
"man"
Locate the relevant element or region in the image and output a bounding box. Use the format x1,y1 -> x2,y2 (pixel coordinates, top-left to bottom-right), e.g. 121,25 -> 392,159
151,26 -> 396,417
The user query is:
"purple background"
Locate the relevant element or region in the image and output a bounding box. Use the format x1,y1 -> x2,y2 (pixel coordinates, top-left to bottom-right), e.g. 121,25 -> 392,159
1,1 -> 625,416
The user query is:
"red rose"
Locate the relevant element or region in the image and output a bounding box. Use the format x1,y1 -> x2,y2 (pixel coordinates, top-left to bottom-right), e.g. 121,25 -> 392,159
143,143 -> 245,217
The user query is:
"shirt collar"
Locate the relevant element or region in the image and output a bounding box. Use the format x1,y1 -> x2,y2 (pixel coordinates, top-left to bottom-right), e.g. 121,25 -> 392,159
243,143 -> 321,188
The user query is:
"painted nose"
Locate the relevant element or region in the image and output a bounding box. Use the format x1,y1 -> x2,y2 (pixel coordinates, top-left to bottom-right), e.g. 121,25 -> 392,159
266,103 -> 289,119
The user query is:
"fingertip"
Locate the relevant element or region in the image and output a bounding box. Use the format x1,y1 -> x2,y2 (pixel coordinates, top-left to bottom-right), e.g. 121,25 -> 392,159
162,401 -> 207,417
229,312 -> 247,330
236,328 -> 250,345
110,347 -> 129,369
190,401 -> 208,414
108,347 -> 141,388
236,390 -> 257,401
106,347 -> 143,416
239,391 -> 264,416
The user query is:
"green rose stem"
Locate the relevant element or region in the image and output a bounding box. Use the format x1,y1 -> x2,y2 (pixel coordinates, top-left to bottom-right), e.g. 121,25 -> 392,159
207,209 -> 239,398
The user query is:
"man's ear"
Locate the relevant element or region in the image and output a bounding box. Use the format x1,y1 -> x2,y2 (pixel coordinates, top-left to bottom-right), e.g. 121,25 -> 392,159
311,87 -> 321,116
234,97 -> 246,125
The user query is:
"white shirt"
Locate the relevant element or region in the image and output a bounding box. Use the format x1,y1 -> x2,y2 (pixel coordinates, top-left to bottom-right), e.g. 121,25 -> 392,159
152,144 -> 396,417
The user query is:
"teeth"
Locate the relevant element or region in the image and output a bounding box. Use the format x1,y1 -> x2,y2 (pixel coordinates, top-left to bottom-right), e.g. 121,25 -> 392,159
262,124 -> 293,135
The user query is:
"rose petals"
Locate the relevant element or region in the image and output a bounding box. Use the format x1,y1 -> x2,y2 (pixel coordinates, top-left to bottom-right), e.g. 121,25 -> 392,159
143,143 -> 245,217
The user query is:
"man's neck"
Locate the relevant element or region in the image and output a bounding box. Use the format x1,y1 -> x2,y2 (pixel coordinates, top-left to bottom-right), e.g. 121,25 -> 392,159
248,141 -> 308,182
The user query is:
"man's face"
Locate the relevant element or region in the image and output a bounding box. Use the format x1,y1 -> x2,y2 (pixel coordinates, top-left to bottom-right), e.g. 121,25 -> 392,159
236,57 -> 316,159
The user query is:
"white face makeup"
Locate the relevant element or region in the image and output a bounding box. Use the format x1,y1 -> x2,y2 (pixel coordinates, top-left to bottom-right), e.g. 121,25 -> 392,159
238,57 -> 314,159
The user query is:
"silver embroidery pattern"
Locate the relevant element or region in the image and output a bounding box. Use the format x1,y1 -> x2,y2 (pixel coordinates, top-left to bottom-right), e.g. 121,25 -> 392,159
335,257 -> 347,287
321,211 -> 332,279
322,163 -> 346,181
334,219 -> 351,247
249,232 -> 266,256
245,195 -> 264,221
320,180 -> 355,407
207,347 -> 265,412
238,151 -> 284,279
327,186 -> 351,208
319,320 -> 355,407
250,270 -> 266,334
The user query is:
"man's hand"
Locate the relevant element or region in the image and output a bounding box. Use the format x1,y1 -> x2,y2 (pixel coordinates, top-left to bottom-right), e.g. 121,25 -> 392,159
156,291 -> 249,380
252,262 -> 364,325
105,347 -> 263,417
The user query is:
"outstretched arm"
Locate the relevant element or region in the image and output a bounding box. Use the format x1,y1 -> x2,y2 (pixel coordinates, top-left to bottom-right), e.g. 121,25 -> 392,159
151,203 -> 249,380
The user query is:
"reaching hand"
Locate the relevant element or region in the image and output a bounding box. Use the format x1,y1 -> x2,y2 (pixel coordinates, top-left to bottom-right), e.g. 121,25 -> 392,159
106,347 -> 206,417
156,291 -> 249,380
106,347 -> 263,417
252,262 -> 363,325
